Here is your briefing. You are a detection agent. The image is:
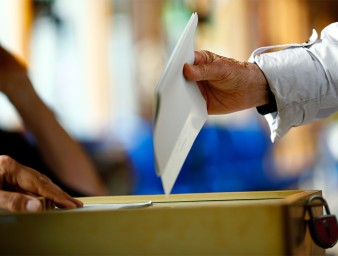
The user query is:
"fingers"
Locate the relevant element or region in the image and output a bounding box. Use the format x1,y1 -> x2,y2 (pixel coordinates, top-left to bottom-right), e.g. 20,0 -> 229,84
184,50 -> 225,82
0,155 -> 83,212
183,61 -> 217,81
193,50 -> 216,65
184,51 -> 211,81
15,166 -> 83,209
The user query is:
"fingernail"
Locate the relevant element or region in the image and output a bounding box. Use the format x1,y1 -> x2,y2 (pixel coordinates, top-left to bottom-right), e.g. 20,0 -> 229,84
26,199 -> 41,212
60,199 -> 77,209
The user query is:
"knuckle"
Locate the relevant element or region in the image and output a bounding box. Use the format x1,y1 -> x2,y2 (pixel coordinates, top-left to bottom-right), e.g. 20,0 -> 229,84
205,50 -> 215,61
34,174 -> 53,195
201,64 -> 210,75
0,155 -> 16,176
37,174 -> 51,185
0,155 -> 14,166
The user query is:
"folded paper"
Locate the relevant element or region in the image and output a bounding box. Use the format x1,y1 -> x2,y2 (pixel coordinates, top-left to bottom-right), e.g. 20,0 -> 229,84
153,13 -> 207,195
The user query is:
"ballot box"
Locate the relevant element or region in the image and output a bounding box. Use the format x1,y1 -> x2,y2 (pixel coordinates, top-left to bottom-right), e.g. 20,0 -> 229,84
0,190 -> 325,255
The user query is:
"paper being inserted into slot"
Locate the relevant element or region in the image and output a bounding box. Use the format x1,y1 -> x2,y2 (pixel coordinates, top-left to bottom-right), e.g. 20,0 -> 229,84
62,201 -> 152,212
153,13 -> 208,195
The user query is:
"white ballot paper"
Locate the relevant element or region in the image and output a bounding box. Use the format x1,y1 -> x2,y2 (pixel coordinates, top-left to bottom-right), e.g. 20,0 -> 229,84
153,13 -> 208,195
60,201 -> 152,212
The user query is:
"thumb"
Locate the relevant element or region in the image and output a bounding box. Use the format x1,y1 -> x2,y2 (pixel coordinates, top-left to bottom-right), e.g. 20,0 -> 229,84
183,63 -> 205,81
0,191 -> 42,212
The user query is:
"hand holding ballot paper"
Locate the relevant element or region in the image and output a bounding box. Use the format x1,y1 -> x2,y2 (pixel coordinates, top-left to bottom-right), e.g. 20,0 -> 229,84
154,13 -> 208,195
153,12 -> 271,194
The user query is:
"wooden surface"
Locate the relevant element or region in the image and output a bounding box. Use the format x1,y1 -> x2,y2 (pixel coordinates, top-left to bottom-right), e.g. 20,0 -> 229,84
0,190 -> 324,255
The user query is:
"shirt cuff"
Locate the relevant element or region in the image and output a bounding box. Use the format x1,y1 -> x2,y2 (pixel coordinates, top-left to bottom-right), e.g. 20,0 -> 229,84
254,46 -> 325,142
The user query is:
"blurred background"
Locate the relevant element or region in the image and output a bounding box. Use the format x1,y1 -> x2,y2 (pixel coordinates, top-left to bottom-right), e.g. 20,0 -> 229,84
0,0 -> 337,240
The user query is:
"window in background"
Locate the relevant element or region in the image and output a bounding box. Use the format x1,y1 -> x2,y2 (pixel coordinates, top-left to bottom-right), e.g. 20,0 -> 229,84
0,0 -> 32,130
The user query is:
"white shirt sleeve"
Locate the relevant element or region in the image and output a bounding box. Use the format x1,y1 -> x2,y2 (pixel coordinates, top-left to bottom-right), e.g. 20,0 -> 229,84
251,22 -> 338,142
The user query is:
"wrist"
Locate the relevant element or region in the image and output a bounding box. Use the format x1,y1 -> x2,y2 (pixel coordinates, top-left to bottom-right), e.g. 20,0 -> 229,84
250,63 -> 277,114
250,63 -> 270,107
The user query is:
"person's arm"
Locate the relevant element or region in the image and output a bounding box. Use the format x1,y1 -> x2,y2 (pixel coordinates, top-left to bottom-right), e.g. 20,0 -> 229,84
252,22 -> 338,141
0,46 -> 107,196
0,155 -> 82,212
184,23 -> 338,142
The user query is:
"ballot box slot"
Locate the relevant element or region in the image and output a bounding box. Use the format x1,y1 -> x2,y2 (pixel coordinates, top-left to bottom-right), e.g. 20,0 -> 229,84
154,197 -> 282,203
151,197 -> 283,208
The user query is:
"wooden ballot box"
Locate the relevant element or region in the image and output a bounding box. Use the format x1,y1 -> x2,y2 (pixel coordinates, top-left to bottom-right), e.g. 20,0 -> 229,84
0,190 -> 325,255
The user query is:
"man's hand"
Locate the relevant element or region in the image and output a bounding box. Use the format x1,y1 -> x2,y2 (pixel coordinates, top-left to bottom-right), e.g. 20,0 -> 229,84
0,155 -> 83,212
183,50 -> 269,114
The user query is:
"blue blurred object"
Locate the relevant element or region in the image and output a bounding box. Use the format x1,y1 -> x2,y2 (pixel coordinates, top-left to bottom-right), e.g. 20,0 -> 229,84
127,117 -> 299,195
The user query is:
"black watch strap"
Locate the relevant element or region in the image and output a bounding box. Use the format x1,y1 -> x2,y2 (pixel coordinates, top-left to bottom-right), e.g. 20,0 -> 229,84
256,88 -> 277,115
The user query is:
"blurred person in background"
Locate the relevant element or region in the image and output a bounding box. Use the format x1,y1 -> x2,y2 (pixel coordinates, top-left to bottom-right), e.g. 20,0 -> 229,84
0,45 -> 107,211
